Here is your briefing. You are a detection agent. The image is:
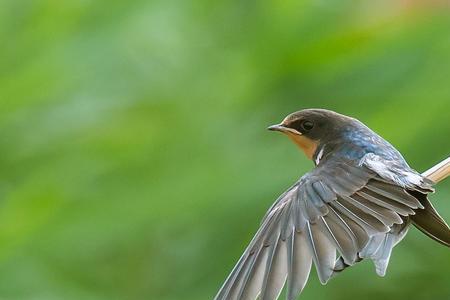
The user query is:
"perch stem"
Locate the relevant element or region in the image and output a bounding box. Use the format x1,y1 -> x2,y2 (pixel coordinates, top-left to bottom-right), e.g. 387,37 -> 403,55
422,157 -> 450,183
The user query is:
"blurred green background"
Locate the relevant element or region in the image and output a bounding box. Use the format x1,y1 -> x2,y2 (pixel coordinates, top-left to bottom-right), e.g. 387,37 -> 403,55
0,1 -> 449,300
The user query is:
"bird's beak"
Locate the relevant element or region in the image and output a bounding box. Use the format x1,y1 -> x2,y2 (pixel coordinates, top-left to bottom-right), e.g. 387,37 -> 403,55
267,124 -> 285,132
267,124 -> 302,135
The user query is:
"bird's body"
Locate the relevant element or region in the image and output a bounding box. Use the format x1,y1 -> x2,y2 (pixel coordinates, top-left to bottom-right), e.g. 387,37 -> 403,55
215,109 -> 450,300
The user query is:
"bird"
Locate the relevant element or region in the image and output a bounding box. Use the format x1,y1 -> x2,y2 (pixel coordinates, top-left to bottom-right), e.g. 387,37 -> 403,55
214,108 -> 450,300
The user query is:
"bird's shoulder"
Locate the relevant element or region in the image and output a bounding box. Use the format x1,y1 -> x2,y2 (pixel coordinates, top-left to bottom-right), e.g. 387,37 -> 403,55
337,124 -> 404,162
314,121 -> 433,192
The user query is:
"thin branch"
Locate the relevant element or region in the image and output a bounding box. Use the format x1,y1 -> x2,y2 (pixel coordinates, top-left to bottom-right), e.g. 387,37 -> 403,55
422,157 -> 450,183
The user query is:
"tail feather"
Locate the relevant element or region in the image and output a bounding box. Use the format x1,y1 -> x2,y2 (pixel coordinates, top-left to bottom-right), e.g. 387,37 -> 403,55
409,191 -> 450,247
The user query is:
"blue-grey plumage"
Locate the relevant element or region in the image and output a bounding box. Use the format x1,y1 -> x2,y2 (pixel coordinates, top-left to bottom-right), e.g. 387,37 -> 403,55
215,109 -> 450,300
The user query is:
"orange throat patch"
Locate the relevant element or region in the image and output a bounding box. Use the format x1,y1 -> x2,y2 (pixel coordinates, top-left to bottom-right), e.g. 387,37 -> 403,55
285,133 -> 318,160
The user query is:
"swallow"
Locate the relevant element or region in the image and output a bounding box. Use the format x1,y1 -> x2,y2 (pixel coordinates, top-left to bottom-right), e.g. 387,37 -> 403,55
214,109 -> 450,300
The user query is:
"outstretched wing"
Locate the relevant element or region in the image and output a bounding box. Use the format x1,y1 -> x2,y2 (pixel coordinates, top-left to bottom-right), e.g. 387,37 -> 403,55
214,156 -> 430,300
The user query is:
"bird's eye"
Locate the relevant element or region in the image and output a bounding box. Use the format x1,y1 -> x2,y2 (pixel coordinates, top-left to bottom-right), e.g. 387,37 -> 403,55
301,120 -> 314,131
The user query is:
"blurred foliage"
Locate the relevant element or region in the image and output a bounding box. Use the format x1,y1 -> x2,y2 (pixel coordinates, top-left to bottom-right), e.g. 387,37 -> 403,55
0,0 -> 449,300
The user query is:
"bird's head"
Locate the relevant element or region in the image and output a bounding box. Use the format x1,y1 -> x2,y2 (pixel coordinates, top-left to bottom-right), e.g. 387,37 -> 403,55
268,109 -> 355,160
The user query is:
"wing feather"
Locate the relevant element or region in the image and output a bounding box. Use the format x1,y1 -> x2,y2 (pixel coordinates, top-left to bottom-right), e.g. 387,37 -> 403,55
356,189 -> 415,216
365,180 -> 423,209
342,194 -> 403,226
305,222 -> 336,284
260,234 -> 288,300
317,215 -> 358,264
238,246 -> 268,300
286,230 -> 312,300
